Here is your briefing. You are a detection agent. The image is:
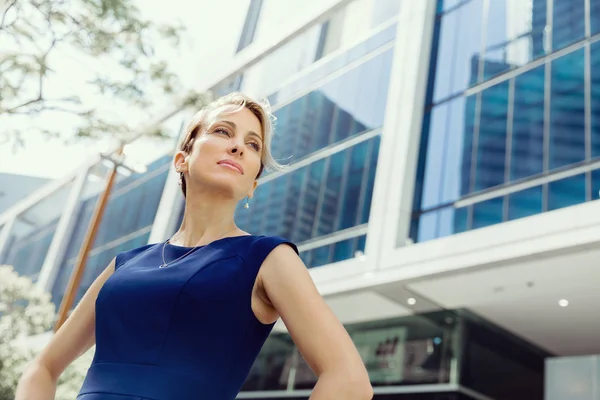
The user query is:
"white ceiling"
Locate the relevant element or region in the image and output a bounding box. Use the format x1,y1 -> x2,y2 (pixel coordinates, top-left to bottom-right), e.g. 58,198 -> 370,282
407,246 -> 600,356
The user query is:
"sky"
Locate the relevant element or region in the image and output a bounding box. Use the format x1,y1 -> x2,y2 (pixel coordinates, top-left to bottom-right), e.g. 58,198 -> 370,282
0,0 -> 246,179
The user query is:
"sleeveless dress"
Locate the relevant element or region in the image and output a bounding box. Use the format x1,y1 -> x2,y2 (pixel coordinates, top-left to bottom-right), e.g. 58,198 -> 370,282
77,235 -> 298,400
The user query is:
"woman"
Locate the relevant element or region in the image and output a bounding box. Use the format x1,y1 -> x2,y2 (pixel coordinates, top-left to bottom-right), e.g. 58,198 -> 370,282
16,93 -> 373,400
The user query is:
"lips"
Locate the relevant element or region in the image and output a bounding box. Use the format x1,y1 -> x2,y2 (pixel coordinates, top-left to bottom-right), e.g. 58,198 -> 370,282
217,159 -> 244,174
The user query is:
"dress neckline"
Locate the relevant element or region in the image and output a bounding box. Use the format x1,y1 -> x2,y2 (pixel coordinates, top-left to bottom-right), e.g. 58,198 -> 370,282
165,234 -> 255,251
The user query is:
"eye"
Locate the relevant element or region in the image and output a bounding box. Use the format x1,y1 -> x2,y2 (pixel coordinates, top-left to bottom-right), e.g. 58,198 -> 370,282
214,127 -> 231,136
248,141 -> 261,152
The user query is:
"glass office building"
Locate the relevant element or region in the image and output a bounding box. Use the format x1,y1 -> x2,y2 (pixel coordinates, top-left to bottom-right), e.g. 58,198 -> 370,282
2,0 -> 599,398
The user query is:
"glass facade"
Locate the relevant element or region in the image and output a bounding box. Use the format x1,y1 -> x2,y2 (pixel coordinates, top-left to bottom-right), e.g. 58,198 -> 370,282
412,0 -> 600,242
235,46 -> 394,266
51,157 -> 171,307
216,0 -> 400,100
239,310 -> 548,399
0,180 -> 74,281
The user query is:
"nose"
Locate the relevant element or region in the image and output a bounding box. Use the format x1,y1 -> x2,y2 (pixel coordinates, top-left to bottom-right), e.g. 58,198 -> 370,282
229,144 -> 243,156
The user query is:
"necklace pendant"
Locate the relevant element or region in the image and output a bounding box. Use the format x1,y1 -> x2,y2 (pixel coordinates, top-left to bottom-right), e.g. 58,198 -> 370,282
159,263 -> 167,269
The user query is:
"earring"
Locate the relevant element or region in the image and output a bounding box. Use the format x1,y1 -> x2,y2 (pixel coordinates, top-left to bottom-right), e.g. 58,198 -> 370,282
244,197 -> 250,209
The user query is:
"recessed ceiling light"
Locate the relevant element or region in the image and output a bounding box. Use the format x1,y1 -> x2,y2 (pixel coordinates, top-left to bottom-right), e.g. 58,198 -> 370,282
407,297 -> 417,306
559,299 -> 569,307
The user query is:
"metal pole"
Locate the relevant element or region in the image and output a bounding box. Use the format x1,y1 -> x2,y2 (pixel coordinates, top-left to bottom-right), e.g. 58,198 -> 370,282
54,149 -> 122,332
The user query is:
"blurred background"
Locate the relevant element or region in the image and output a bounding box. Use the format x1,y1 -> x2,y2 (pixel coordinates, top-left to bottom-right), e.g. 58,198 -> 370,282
1,0 -> 600,399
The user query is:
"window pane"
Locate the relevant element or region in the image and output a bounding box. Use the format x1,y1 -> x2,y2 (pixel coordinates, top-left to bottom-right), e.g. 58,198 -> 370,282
592,0 -> 600,35
271,49 -> 392,163
432,0 -> 485,102
549,48 -> 586,170
238,137 -> 380,244
511,65 -> 545,180
417,96 -> 476,210
591,41 -> 600,158
552,0 -> 586,51
438,206 -> 468,237
472,197 -> 504,229
591,169 -> 600,200
416,211 -> 439,242
2,181 -> 73,280
474,81 -> 509,191
548,174 -> 586,211
482,0 -> 545,79
508,186 -> 543,220
438,0 -> 464,13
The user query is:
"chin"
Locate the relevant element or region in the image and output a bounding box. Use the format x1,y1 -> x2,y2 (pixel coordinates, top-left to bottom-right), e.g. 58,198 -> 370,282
194,172 -> 245,199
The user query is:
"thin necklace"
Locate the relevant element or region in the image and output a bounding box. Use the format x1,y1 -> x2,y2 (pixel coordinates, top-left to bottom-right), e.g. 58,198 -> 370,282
159,227 -> 238,268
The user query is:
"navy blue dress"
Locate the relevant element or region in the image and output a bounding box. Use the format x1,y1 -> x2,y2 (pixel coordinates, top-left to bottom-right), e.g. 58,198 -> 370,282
77,235 -> 298,400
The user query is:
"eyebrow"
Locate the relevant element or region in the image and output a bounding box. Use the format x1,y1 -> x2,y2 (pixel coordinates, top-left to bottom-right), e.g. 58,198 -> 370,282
220,120 -> 263,143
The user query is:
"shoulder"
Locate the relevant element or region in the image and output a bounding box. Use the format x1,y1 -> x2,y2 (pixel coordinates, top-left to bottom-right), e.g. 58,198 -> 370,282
115,243 -> 158,269
230,235 -> 299,268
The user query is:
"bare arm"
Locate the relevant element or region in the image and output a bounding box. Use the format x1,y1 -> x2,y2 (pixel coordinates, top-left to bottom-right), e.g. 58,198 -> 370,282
259,246 -> 373,400
15,259 -> 116,400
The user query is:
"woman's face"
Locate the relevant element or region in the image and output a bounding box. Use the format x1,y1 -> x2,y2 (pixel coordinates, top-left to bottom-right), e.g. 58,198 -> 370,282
176,106 -> 264,200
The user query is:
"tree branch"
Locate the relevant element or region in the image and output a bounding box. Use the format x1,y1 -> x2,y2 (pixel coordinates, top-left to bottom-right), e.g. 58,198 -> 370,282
0,0 -> 17,31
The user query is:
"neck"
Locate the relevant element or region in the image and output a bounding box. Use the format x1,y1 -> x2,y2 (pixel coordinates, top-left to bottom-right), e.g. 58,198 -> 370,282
172,188 -> 242,247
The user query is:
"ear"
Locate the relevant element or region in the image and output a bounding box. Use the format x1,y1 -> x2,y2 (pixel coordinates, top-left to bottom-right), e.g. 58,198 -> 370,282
174,151 -> 189,173
247,180 -> 258,199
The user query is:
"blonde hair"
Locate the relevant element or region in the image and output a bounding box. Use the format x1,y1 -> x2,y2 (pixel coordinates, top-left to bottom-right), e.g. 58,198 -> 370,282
178,92 -> 281,197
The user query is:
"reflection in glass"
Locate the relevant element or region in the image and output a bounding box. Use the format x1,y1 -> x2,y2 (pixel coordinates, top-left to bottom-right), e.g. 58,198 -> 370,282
241,334 -> 295,391
548,174 -> 586,211
482,0 -> 544,79
474,81 -> 509,191
472,197 -> 504,229
432,0 -> 484,102
590,169 -> 600,200
299,235 -> 366,269
1,181 -> 73,280
591,42 -> 600,158
549,49 -> 586,170
270,49 -> 392,163
52,157 -> 170,307
508,186 -> 543,220
593,0 -> 600,35
511,65 -> 545,180
417,96 -> 476,212
552,0 -> 585,51
237,136 -> 380,247
413,206 -> 468,243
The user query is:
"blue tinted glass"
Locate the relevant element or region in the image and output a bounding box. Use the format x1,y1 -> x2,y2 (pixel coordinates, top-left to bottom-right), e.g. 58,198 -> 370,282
591,169 -> 600,200
310,245 -> 331,268
474,81 -> 509,191
549,49 -> 586,170
593,0 -> 600,35
548,174 -> 586,210
420,104 -> 449,208
5,223 -> 57,279
272,50 -> 392,163
60,158 -> 169,267
591,42 -> 600,158
360,136 -> 380,224
438,206 -> 468,237
553,0 -> 585,50
417,211 -> 439,242
356,235 -> 366,253
511,65 -> 545,180
432,0 -> 484,102
508,186 -> 543,220
333,239 -> 354,263
472,197 -> 504,229
481,1 -> 545,79
418,96 -> 476,210
239,137 -> 380,244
